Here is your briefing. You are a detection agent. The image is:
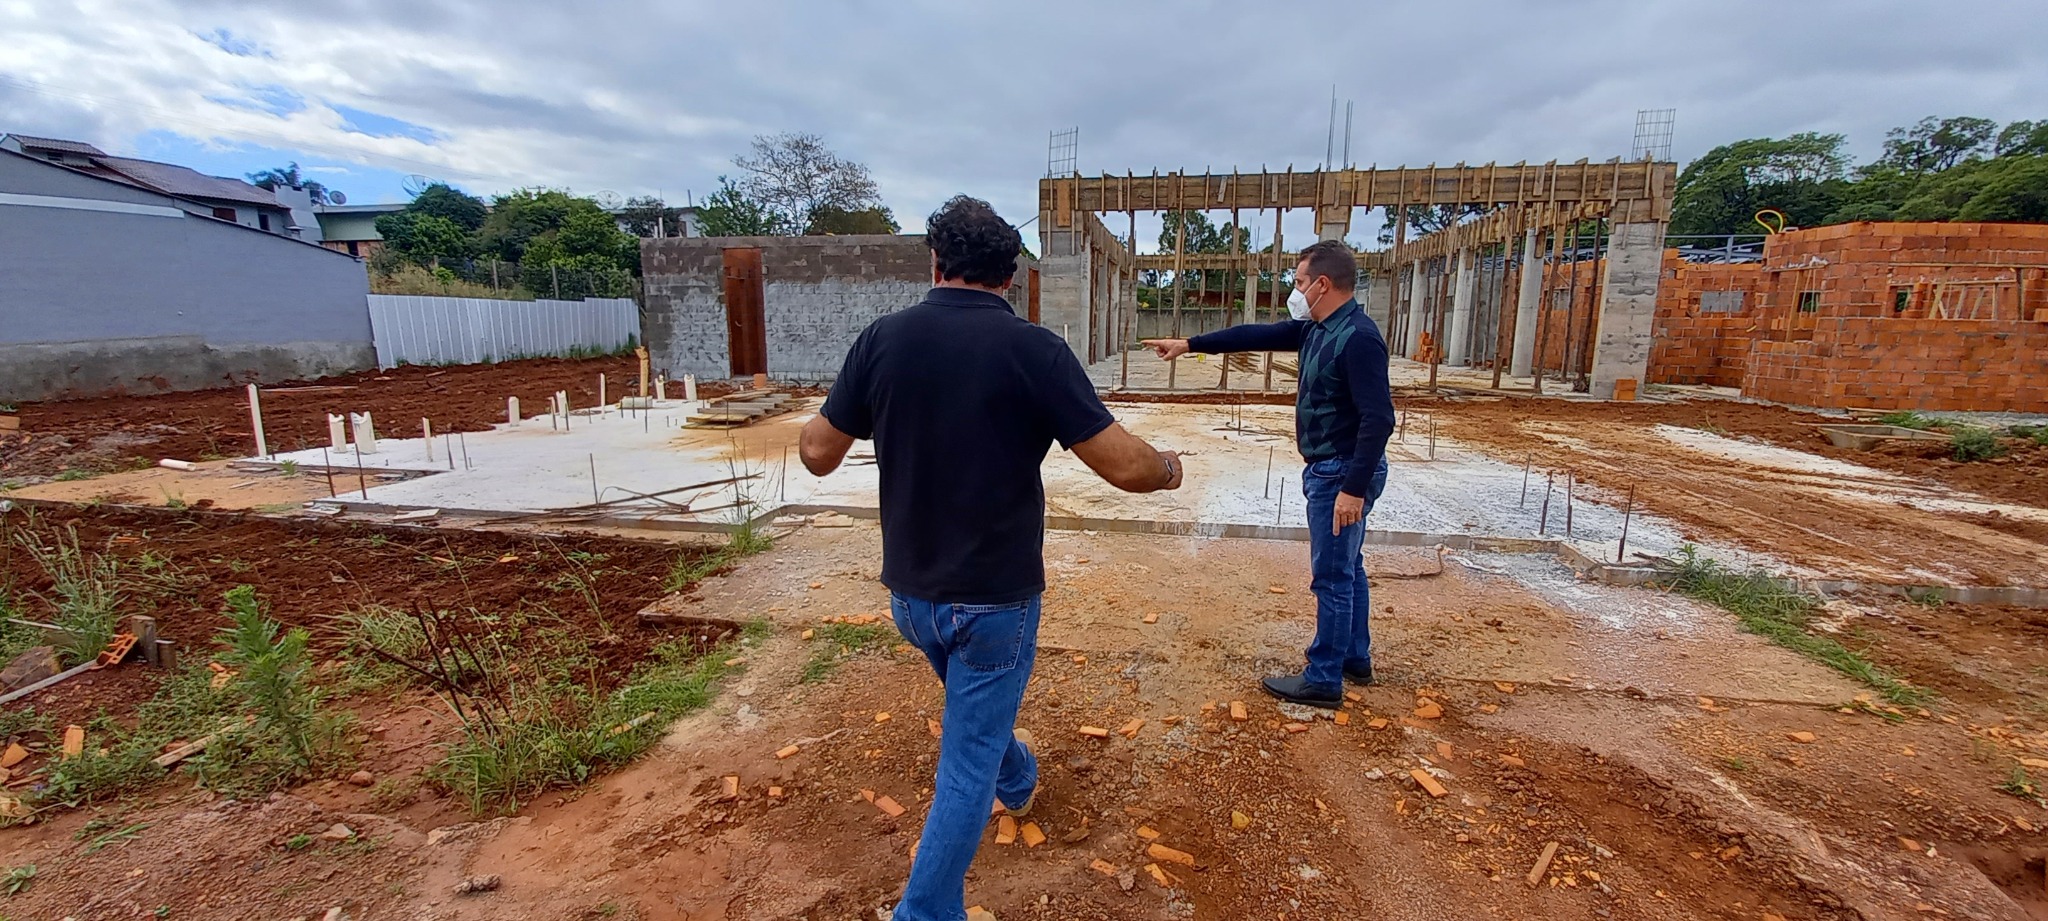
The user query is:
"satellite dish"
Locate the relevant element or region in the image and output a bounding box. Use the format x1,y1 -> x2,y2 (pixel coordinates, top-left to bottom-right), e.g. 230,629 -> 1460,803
328,190 -> 348,205
594,190 -> 624,210
402,174 -> 436,197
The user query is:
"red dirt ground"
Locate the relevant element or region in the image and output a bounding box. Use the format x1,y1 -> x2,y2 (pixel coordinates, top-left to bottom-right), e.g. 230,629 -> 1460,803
0,355 -> 752,481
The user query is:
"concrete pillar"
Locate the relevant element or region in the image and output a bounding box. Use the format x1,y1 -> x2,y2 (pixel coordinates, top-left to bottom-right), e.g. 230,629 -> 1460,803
1588,222 -> 1668,399
1362,270 -> 1392,333
1316,206 -> 1350,243
1510,228 -> 1542,377
1402,263 -> 1425,358
1447,248 -> 1477,365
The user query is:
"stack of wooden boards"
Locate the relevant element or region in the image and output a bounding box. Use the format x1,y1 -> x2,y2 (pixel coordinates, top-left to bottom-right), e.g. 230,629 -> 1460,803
685,390 -> 796,429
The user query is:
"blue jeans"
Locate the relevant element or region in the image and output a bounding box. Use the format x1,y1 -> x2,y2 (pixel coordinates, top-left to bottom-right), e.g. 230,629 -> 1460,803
1300,456 -> 1390,692
889,592 -> 1041,921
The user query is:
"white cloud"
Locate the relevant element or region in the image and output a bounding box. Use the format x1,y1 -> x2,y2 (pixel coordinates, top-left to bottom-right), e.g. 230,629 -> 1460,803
3,0 -> 2045,235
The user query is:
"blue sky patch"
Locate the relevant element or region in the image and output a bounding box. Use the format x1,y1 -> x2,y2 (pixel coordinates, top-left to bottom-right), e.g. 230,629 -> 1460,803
194,28 -> 267,58
205,83 -> 305,117
333,105 -> 441,143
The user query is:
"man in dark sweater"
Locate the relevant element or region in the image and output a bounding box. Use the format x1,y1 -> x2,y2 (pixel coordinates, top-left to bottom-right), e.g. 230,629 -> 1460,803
801,195 -> 1183,921
1142,239 -> 1395,707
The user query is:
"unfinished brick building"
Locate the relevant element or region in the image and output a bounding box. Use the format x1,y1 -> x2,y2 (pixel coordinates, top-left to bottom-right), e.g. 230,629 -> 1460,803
1648,222 -> 2048,413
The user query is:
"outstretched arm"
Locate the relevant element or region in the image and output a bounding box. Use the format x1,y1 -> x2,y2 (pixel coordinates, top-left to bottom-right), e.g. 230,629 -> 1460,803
799,414 -> 857,476
1071,423 -> 1182,493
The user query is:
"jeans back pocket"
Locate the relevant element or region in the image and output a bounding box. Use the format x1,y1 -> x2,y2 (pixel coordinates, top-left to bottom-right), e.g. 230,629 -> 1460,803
952,601 -> 1031,672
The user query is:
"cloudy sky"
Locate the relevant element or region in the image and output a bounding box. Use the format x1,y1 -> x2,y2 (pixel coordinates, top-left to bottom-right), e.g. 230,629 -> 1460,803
4,0 -> 2044,247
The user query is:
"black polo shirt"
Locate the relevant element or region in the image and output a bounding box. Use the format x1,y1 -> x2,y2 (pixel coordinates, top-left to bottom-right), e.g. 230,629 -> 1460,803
820,286 -> 1115,605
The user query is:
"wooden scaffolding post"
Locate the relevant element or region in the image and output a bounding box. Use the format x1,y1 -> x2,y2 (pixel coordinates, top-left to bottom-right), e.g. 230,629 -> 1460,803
1169,177 -> 1187,391
1121,173 -> 1137,391
1266,189 -> 1285,392
1222,203 -> 1240,390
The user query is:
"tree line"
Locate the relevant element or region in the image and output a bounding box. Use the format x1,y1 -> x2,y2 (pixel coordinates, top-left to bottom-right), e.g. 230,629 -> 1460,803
1671,115 -> 2048,235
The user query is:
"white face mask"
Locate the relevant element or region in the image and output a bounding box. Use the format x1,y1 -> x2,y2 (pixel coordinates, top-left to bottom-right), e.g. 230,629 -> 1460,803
1287,286 -> 1314,321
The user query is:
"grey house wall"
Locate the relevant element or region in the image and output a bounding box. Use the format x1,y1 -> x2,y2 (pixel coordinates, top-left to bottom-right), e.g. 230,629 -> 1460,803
0,150 -> 374,402
641,235 -> 1038,383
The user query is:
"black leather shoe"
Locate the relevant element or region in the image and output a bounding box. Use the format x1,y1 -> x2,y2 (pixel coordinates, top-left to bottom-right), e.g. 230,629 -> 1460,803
1260,674 -> 1343,709
1344,663 -> 1375,686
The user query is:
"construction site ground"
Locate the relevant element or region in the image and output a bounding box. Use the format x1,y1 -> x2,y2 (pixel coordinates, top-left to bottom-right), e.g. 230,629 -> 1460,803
2,355 -> 2047,920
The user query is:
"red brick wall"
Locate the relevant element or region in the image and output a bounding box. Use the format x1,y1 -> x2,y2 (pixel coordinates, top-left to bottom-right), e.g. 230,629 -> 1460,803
1648,252 -> 1763,387
1740,317 -> 2048,412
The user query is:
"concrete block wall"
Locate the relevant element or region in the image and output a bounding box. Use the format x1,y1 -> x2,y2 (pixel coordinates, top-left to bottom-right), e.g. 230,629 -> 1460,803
0,149 -> 373,401
1742,317 -> 2048,412
641,234 -> 1036,383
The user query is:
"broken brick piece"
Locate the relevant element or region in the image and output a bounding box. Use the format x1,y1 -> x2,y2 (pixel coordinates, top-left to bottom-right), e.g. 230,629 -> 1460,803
775,745 -> 801,759
1145,863 -> 1171,887
1500,754 -> 1527,769
801,629 -> 815,640
1090,859 -> 1118,876
1787,731 -> 1817,744
1494,682 -> 1516,694
1118,719 -> 1144,739
1367,718 -> 1390,729
1409,769 -> 1448,799
996,815 -> 1018,844
861,789 -> 876,802
875,796 -> 906,818
721,775 -> 740,799
61,725 -> 84,758
1283,723 -> 1308,734
768,786 -> 784,798
1413,701 -> 1444,720
874,712 -> 892,724
0,744 -> 24,769
1268,585 -> 1287,595
1078,726 -> 1111,739
1020,822 -> 1047,848
928,719 -> 943,738
1333,712 -> 1350,726
1146,842 -> 1196,867
1136,825 -> 1161,841
1229,701 -> 1249,722
1143,613 -> 1159,625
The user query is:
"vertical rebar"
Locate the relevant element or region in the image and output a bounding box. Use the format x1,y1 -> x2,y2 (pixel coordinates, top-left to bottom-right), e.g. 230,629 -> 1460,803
1266,446 -> 1275,498
1617,483 -> 1636,563
321,447 -> 336,498
1565,470 -> 1574,539
446,436 -> 455,471
781,446 -> 789,501
589,453 -> 600,504
353,446 -> 368,499
1520,454 -> 1531,507
459,433 -> 471,470
1539,471 -> 1553,535
1277,479 -> 1285,524
1428,417 -> 1437,460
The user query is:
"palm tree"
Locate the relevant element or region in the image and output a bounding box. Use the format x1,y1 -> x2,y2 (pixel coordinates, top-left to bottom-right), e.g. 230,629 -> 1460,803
247,162 -> 329,204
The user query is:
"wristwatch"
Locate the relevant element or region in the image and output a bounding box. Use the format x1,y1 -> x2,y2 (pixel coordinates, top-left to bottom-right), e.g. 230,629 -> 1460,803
1159,454 -> 1179,488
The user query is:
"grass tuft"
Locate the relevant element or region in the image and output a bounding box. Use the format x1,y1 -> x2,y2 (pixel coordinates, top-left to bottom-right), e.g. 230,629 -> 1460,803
1658,546 -> 1930,706
1950,426 -> 2008,462
16,525 -> 123,667
1877,410 -> 1936,431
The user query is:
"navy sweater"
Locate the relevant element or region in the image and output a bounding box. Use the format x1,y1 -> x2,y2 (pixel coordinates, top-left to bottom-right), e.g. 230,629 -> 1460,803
1187,299 -> 1396,497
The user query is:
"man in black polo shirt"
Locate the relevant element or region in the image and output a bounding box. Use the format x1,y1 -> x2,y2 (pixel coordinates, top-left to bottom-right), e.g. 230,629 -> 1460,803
800,195 -> 1183,921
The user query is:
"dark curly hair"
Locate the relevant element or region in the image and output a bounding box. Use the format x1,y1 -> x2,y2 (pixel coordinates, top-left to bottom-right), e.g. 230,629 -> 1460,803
925,195 -> 1021,287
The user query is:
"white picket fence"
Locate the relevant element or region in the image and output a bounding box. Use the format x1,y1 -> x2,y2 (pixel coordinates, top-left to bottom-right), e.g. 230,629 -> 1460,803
366,295 -> 640,369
